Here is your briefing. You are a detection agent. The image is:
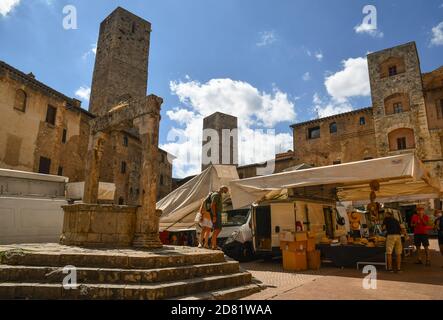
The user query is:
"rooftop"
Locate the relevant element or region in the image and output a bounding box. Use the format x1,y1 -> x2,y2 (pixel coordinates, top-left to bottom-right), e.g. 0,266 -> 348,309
290,106 -> 373,128
0,60 -> 95,118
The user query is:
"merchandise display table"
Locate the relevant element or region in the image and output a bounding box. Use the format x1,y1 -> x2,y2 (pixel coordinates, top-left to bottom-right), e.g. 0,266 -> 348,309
316,244 -> 386,268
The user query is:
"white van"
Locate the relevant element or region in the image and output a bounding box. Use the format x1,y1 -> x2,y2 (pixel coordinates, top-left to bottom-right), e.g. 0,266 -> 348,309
250,199 -> 347,256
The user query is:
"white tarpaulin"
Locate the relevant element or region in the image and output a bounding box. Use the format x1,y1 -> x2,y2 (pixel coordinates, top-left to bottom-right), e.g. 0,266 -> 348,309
158,165 -> 239,231
230,154 -> 441,209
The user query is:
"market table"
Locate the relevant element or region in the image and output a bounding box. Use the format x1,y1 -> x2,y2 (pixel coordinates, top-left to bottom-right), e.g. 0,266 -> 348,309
316,244 -> 386,268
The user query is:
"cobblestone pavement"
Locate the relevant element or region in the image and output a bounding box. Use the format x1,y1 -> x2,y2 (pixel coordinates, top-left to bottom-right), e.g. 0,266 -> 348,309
241,239 -> 443,300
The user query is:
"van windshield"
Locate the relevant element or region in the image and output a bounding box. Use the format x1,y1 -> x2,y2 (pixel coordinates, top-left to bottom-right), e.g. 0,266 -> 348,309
222,209 -> 249,227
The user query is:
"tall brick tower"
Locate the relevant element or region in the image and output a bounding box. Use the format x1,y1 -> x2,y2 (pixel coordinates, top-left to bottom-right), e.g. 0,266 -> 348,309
202,112 -> 238,171
367,42 -> 433,160
89,7 -> 151,116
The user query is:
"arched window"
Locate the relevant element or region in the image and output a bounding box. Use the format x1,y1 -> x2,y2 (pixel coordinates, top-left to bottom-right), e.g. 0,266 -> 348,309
388,128 -> 415,151
384,93 -> 410,115
329,122 -> 337,134
14,89 -> 27,112
379,57 -> 406,79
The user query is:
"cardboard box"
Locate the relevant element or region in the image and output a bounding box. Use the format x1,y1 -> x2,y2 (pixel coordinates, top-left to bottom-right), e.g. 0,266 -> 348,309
306,238 -> 316,252
295,232 -> 308,241
280,240 -> 307,252
283,250 -> 307,271
279,231 -> 295,242
307,250 -> 321,270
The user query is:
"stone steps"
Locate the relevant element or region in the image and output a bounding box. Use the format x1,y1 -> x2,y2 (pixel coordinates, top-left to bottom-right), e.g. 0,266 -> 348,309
173,284 -> 262,300
0,261 -> 240,284
0,273 -> 252,300
0,247 -> 226,269
0,244 -> 260,300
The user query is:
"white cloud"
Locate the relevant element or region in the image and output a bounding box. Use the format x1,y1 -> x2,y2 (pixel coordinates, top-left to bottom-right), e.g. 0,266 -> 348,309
430,22 -> 443,46
324,57 -> 370,103
82,43 -> 97,60
75,86 -> 91,101
315,52 -> 323,61
302,72 -> 311,81
0,0 -> 20,16
354,23 -> 384,38
312,93 -> 353,118
304,48 -> 323,62
310,56 -> 370,118
161,78 -> 297,177
256,31 -> 277,47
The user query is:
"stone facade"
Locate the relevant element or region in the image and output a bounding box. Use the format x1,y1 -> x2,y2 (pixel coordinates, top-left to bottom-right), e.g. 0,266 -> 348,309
60,204 -> 137,247
0,7 -> 173,203
88,7 -> 172,204
89,7 -> 151,116
237,151 -> 298,179
0,61 -> 91,181
368,42 -> 443,180
291,107 -> 376,167
290,41 -> 443,190
202,112 -> 238,171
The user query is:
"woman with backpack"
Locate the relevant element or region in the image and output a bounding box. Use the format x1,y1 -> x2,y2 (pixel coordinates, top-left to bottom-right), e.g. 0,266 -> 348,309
197,195 -> 213,249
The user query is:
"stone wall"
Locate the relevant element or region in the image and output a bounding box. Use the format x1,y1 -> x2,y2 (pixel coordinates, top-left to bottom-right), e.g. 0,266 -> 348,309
60,204 -> 137,247
0,61 -> 173,201
202,112 -> 238,171
88,7 -> 151,116
367,42 -> 433,160
0,61 -> 90,181
291,108 -> 376,167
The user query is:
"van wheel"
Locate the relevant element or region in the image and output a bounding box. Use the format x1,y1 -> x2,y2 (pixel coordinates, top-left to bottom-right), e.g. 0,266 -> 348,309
237,242 -> 253,262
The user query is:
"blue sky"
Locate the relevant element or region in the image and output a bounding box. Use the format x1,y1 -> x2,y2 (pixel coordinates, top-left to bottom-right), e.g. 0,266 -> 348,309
1,0 -> 442,177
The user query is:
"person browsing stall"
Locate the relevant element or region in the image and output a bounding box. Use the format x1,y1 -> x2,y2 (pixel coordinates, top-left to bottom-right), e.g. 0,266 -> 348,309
383,211 -> 403,273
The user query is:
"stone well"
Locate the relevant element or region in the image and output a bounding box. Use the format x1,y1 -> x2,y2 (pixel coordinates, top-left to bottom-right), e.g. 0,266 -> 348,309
60,204 -> 137,247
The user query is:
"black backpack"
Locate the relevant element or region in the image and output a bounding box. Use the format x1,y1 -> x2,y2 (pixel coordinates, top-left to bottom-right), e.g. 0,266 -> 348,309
204,193 -> 213,212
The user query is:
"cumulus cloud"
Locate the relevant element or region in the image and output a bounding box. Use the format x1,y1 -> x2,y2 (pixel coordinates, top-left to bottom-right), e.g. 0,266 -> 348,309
354,22 -> 384,38
430,22 -> 443,46
75,86 -> 91,101
256,31 -> 277,47
310,56 -> 370,118
0,0 -> 20,16
312,93 -> 353,118
324,57 -> 370,103
161,78 -> 296,177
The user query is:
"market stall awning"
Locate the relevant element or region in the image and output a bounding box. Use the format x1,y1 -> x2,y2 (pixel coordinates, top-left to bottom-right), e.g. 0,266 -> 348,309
157,165 -> 239,231
229,154 -> 441,209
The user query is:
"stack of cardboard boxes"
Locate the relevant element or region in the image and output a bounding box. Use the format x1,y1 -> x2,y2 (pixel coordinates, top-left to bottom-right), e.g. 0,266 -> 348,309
280,231 -> 321,271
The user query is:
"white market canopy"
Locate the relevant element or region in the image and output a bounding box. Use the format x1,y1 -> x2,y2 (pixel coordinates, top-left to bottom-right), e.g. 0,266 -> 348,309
157,165 -> 239,232
229,154 -> 442,209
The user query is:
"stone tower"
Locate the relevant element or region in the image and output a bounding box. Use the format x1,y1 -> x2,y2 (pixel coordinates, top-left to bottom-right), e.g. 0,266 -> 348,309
89,7 -> 151,116
367,42 -> 433,160
202,112 -> 238,171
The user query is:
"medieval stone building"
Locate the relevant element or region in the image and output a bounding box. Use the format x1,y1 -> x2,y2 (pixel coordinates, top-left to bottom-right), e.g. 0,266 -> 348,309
0,7 -> 173,202
291,42 -> 443,196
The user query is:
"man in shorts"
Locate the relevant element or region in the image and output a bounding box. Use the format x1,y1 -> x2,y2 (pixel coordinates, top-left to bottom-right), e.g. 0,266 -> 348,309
383,211 -> 403,272
210,185 -> 229,250
411,206 -> 431,266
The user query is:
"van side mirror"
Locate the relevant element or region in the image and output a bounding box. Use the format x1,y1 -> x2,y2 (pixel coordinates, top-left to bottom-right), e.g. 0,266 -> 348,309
275,226 -> 280,233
